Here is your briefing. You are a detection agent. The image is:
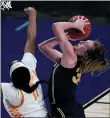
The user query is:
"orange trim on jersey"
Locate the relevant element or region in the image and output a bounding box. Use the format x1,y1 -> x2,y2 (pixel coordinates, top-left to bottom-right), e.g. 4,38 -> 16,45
33,89 -> 38,100
33,91 -> 37,100
6,90 -> 24,117
35,89 -> 38,97
32,70 -> 37,76
8,90 -> 24,109
32,70 -> 39,80
31,70 -> 39,100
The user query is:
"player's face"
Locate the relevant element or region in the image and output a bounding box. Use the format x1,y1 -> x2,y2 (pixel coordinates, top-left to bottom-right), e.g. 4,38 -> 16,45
78,40 -> 95,49
74,40 -> 95,55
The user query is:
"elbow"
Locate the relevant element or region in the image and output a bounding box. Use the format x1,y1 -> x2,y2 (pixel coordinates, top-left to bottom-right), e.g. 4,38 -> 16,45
52,23 -> 57,31
52,22 -> 61,31
38,43 -> 49,53
38,43 -> 50,55
52,23 -> 58,28
38,44 -> 45,52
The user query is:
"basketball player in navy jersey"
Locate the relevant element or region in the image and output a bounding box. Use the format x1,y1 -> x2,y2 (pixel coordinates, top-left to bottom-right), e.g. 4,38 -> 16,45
38,16 -> 109,117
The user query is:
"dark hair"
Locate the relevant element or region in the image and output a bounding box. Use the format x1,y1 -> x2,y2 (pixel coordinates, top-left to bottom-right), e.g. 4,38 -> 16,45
79,40 -> 110,75
11,67 -> 48,93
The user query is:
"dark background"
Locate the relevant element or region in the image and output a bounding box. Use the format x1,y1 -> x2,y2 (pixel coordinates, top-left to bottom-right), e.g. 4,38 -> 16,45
1,1 -> 110,118
2,1 -> 110,24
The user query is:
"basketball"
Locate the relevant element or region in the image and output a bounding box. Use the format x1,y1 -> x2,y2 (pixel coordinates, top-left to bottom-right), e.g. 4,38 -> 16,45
67,15 -> 91,40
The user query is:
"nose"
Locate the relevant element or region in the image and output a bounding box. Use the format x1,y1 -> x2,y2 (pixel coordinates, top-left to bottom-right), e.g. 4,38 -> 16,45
79,41 -> 87,46
80,41 -> 86,44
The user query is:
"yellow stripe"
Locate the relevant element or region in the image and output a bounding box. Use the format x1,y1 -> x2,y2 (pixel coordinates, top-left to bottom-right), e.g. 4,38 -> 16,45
57,108 -> 65,118
51,64 -> 65,118
51,64 -> 59,104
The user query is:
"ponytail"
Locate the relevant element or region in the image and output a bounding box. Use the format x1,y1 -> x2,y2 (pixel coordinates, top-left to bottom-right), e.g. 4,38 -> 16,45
21,80 -> 48,93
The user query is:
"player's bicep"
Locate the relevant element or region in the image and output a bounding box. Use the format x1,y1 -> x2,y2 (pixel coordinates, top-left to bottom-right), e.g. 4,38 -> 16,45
57,39 -> 77,61
40,47 -> 62,63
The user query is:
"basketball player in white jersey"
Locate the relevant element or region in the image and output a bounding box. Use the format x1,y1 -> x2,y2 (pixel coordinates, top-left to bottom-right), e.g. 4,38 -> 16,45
1,7 -> 48,117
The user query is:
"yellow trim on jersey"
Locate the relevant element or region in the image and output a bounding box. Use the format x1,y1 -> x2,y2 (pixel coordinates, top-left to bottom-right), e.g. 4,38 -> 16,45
57,108 -> 65,118
51,64 -> 59,104
76,67 -> 80,72
72,67 -> 82,84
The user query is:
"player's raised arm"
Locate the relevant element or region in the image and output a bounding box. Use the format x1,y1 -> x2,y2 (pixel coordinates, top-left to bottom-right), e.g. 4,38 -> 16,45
24,7 -> 37,56
38,37 -> 63,63
52,20 -> 86,67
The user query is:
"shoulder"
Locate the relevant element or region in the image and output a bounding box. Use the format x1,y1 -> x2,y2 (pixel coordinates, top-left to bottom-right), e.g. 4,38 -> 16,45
21,52 -> 37,70
59,55 -> 78,69
1,83 -> 14,91
1,83 -> 22,106
1,83 -> 21,99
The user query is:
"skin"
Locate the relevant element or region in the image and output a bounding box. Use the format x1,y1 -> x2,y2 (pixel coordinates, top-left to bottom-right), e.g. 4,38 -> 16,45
73,40 -> 95,56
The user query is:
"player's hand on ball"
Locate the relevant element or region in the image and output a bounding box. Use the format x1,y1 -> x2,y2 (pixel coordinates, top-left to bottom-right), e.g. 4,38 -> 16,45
75,16 -> 90,34
24,7 -> 37,15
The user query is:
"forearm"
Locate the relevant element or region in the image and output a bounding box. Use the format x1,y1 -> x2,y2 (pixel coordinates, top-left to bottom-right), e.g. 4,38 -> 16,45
38,37 -> 62,63
38,37 -> 58,50
27,13 -> 37,40
52,22 -> 79,42
52,22 -> 78,32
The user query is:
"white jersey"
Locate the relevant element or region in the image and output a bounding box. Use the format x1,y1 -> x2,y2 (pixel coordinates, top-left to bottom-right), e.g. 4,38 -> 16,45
2,53 -> 48,117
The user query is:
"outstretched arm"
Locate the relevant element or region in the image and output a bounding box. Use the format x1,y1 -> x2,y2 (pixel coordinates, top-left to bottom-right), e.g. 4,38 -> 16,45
21,7 -> 37,70
24,7 -> 37,56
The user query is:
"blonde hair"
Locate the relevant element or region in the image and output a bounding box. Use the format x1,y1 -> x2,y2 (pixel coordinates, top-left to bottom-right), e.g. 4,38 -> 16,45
79,40 -> 110,75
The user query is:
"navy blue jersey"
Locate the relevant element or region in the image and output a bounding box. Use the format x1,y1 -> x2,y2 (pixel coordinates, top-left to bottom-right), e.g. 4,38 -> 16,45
48,59 -> 82,107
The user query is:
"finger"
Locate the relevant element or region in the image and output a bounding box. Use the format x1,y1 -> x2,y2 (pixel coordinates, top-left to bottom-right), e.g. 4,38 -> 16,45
81,29 -> 85,34
72,17 -> 76,22
81,16 -> 84,20
24,9 -> 28,14
84,19 -> 88,22
85,22 -> 90,25
77,16 -> 80,20
24,8 -> 27,11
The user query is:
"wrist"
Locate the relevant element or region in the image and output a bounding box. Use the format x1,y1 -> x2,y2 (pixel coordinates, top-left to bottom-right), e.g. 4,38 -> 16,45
70,22 -> 78,29
29,11 -> 37,16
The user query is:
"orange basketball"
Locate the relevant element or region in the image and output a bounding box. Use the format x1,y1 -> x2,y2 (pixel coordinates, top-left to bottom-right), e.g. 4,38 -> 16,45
67,15 -> 91,40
